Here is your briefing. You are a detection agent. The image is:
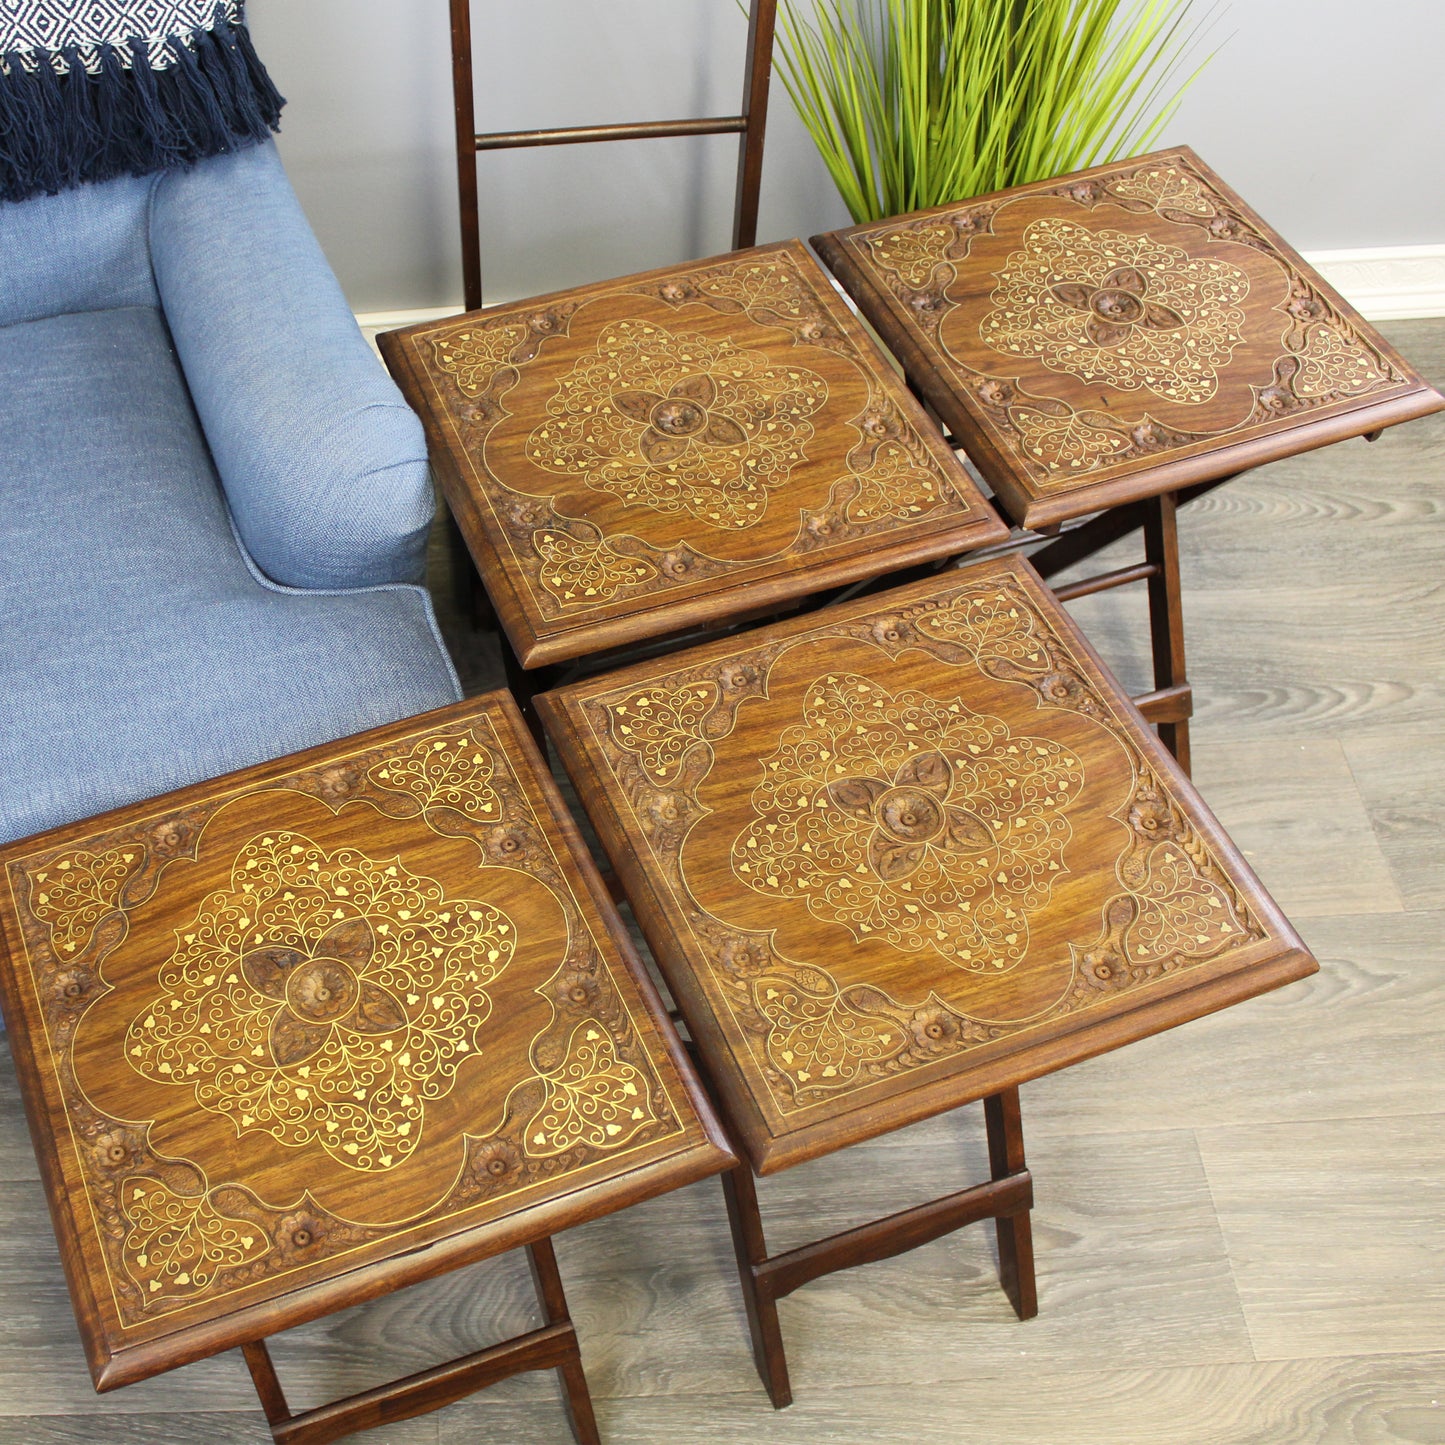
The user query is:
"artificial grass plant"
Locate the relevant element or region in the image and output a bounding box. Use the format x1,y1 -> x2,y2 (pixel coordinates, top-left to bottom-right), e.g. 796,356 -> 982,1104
773,0 -> 1213,222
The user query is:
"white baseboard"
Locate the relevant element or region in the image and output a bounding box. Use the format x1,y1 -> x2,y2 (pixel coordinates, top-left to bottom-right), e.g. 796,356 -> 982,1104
355,304 -> 464,355
356,304 -> 465,331
356,244 -> 1445,334
1303,244 -> 1445,322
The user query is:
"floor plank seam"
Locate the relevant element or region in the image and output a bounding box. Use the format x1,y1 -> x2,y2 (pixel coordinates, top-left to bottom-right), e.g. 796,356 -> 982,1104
1189,1125 -> 1261,1367
1335,737 -> 1415,911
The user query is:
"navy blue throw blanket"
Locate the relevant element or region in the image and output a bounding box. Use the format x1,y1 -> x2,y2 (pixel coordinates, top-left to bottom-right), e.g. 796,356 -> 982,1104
0,1 -> 284,202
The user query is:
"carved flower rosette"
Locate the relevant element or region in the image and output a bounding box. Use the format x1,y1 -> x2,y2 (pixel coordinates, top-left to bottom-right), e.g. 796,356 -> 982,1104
125,832 -> 516,1172
525,317 -> 830,531
732,673 -> 1083,973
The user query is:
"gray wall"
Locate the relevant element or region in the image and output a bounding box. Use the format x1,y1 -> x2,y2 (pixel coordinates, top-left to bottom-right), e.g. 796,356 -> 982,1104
247,1 -> 1443,314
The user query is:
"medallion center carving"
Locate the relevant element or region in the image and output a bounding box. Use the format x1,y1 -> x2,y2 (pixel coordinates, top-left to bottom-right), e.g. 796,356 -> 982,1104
730,673 -> 1084,971
980,217 -> 1250,403
125,831 -> 519,1172
525,318 -> 829,530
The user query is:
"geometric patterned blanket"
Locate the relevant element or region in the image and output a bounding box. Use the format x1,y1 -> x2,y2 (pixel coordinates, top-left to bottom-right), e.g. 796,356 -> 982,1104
0,1 -> 283,202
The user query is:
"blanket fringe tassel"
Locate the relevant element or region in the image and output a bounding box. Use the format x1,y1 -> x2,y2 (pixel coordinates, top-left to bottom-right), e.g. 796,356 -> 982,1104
0,6 -> 284,203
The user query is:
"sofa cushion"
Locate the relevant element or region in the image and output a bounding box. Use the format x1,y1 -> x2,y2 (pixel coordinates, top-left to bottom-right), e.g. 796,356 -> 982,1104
0,305 -> 460,845
0,172 -> 160,330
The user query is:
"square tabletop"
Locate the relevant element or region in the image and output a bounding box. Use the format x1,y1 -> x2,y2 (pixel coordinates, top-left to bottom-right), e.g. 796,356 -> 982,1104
380,241 -> 1007,668
813,147 -> 1445,530
538,556 -> 1316,1174
0,696 -> 729,1390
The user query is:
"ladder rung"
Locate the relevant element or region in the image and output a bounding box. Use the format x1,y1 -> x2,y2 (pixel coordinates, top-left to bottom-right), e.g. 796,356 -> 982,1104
474,116 -> 747,150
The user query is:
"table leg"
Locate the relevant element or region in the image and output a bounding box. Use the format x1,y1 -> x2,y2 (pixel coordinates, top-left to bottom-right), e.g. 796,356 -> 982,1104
528,1238 -> 602,1445
1142,491 -> 1191,774
503,645 -> 553,756
1025,477 -> 1229,582
1028,500 -> 1149,580
721,1158 -> 794,1409
983,1087 -> 1038,1320
235,1245 -> 597,1445
444,509 -> 489,628
718,1092 -> 1039,1409
242,1339 -> 292,1430
1029,488 -> 1205,774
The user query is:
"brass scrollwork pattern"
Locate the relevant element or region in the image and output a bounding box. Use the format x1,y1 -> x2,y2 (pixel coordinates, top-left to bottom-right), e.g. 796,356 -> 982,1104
845,152 -> 1410,488
5,709 -> 687,1326
732,673 -> 1082,972
982,218 -> 1251,404
410,245 -> 985,621
582,572 -> 1268,1112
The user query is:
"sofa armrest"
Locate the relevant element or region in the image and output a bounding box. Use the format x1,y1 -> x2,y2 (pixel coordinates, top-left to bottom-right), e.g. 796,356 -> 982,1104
148,141 -> 433,589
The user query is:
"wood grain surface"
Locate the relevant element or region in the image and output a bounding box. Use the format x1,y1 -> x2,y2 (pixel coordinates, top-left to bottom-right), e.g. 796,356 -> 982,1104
1,325 -> 1439,1443
0,695 -> 730,1392
538,555 -> 1315,1173
813,147 -> 1444,529
378,240 -> 1007,667
1200,1113 -> 1445,1364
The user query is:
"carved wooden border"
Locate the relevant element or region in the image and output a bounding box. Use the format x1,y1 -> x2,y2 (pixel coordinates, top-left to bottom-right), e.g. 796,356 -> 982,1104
814,148 -> 1444,527
541,558 -> 1314,1170
0,698 -> 708,1361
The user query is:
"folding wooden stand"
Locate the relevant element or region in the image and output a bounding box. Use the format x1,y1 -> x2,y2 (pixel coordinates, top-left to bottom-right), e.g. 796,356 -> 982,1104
449,0 -> 778,310
539,554 -> 1318,1407
240,1240 -> 598,1445
0,695 -> 732,1443
720,1089 -> 1036,1408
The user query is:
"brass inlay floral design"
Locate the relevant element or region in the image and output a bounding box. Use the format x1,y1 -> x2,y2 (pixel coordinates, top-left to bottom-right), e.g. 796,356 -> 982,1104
910,586 -> 1054,668
605,681 -> 718,782
525,318 -> 829,530
524,1019 -> 657,1156
1126,839 -> 1250,962
1008,402 -> 1132,472
431,322 -> 530,395
1108,163 -> 1215,217
731,673 -> 1083,971
673,255 -> 823,326
368,732 -> 499,817
578,568 -> 1276,1118
863,219 -> 962,290
534,530 -> 658,605
981,218 -> 1250,403
1293,324 -> 1392,399
121,1180 -> 267,1302
845,441 -> 947,523
2,709 -> 701,1338
29,847 -> 138,956
1069,769 -> 1254,999
126,831 -> 517,1172
832,152 -> 1421,493
749,970 -> 905,1090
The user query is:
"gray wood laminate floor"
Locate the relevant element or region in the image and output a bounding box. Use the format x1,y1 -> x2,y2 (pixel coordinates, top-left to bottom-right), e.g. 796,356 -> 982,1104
2,321 -> 1440,1443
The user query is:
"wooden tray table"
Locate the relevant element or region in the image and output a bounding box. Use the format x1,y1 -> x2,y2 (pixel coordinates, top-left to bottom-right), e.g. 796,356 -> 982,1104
538,554 -> 1316,1406
0,695 -> 731,1444
813,147 -> 1445,770
379,241 -> 1006,682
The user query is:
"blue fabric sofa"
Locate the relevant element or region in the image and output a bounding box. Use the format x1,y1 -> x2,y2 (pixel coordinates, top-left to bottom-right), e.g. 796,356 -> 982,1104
0,141 -> 461,846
